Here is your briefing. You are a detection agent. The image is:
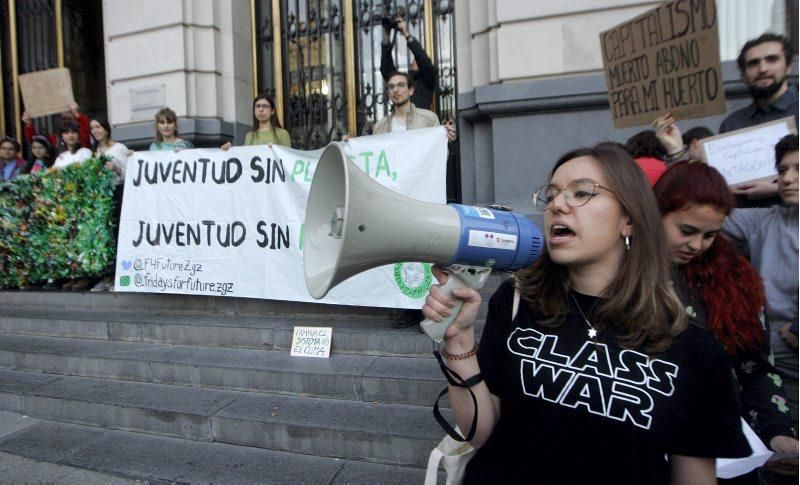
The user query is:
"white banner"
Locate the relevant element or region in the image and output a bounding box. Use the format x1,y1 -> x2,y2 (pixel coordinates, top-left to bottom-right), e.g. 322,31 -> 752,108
115,127 -> 449,308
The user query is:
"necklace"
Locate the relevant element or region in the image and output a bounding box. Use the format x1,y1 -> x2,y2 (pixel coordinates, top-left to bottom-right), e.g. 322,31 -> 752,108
570,292 -> 599,339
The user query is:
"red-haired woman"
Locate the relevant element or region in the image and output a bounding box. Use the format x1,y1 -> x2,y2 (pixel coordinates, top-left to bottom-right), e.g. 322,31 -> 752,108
654,161 -> 798,479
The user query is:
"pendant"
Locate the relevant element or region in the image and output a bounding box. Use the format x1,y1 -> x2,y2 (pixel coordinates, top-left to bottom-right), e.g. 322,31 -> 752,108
587,327 -> 598,339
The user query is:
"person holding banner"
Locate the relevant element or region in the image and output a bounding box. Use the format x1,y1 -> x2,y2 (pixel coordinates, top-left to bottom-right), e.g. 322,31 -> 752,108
149,107 -> 194,152
90,116 -> 130,292
423,143 -> 749,483
53,123 -> 92,169
91,116 -> 129,183
374,70 -> 455,329
719,33 -> 797,206
654,161 -> 798,480
221,94 -> 291,150
723,135 -> 799,439
374,71 -> 456,141
51,122 -> 94,291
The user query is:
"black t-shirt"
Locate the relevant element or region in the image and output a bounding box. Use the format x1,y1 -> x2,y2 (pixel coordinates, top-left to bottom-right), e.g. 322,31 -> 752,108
465,279 -> 751,484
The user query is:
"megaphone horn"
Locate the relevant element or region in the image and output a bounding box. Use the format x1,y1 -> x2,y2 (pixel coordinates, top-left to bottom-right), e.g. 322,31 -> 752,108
303,142 -> 543,341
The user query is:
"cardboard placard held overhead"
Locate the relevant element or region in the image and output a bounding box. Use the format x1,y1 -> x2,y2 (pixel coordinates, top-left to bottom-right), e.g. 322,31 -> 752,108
701,117 -> 796,186
599,0 -> 726,128
18,68 -> 75,118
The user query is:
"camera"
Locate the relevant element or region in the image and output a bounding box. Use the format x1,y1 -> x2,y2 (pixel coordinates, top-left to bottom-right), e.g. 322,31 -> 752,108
381,15 -> 400,29
380,5 -> 405,30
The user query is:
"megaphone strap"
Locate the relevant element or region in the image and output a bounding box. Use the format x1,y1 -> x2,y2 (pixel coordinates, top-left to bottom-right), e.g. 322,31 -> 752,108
432,348 -> 482,442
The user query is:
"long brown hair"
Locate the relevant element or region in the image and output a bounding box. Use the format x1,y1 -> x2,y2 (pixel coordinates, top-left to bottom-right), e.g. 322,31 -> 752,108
154,107 -> 179,144
516,144 -> 687,353
251,93 -> 282,139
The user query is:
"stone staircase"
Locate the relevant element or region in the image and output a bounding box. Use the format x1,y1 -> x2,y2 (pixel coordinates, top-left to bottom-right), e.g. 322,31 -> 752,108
0,273 -> 507,483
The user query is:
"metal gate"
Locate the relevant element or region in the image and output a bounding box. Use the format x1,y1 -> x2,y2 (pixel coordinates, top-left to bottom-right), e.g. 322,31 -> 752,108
0,0 -> 104,144
252,0 -> 458,199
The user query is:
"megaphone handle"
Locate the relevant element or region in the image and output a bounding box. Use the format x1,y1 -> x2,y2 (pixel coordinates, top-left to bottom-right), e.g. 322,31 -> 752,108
420,265 -> 491,342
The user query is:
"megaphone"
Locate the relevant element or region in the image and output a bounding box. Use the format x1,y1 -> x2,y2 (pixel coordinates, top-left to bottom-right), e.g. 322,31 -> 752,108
304,142 -> 543,341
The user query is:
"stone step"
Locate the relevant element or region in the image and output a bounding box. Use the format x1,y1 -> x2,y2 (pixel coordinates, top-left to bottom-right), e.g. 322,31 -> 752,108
0,268 -> 509,322
0,306 -> 436,356
0,334 -> 446,406
0,368 -> 448,468
0,289 -> 399,319
0,412 -> 432,483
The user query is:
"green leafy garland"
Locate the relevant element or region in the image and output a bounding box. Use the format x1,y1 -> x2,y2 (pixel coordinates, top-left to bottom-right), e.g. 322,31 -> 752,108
0,157 -> 116,288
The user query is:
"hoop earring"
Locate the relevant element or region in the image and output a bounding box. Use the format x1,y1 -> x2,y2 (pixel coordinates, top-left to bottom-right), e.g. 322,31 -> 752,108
624,236 -> 631,251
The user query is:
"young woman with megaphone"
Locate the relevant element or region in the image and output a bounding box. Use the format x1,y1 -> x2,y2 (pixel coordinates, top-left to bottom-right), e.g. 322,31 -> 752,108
422,143 -> 750,484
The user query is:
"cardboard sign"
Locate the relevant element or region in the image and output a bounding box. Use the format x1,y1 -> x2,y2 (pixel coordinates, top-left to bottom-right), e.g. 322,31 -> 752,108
18,68 -> 75,117
290,326 -> 333,358
701,117 -> 796,186
599,0 -> 726,128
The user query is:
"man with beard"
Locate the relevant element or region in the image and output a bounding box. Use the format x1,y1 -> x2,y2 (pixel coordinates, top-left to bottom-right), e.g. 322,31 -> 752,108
374,71 -> 456,139
720,34 -> 797,205
373,71 -> 455,328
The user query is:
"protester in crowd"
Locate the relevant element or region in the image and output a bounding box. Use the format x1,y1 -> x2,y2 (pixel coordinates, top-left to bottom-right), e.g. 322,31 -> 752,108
380,16 -> 437,110
654,161 -> 798,481
0,137 -> 27,182
24,135 -> 55,174
371,70 -> 454,328
221,94 -> 291,150
682,126 -> 715,160
22,102 -> 91,150
624,129 -> 667,185
51,122 -> 94,291
90,116 -> 130,292
720,33 -> 797,206
422,143 -> 749,482
723,134 -> 799,435
53,123 -> 92,169
91,116 -> 129,184
374,71 -> 455,139
149,107 -> 194,151
652,113 -> 715,166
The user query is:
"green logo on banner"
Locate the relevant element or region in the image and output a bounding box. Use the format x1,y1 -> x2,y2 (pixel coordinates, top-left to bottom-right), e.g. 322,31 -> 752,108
119,276 -> 130,287
393,263 -> 433,299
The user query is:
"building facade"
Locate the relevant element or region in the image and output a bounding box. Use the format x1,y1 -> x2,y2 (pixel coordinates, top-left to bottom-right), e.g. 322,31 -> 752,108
1,0 -> 796,212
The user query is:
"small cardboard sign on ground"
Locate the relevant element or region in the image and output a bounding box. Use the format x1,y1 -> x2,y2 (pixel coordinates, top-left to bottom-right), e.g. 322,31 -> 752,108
599,0 -> 726,128
290,326 -> 333,358
18,68 -> 75,117
701,117 -> 796,186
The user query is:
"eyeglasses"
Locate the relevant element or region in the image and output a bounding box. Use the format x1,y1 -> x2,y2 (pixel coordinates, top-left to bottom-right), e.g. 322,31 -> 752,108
254,103 -> 272,109
387,82 -> 407,91
533,180 -> 616,212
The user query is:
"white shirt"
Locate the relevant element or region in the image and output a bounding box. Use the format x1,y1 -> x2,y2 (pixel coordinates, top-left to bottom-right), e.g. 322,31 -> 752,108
54,147 -> 92,169
390,116 -> 408,132
96,141 -> 130,184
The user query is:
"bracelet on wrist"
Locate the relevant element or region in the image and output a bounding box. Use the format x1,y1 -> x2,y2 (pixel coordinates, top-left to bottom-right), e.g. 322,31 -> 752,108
441,343 -> 478,360
664,146 -> 689,164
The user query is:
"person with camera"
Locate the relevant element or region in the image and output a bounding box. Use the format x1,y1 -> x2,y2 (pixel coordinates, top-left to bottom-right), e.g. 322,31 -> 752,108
380,16 -> 437,110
